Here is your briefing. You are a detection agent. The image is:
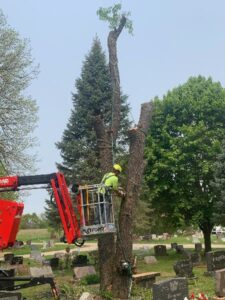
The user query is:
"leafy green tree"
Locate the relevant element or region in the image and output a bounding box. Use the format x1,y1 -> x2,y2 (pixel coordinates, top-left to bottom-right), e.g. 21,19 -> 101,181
211,141 -> 225,225
20,213 -> 46,229
56,37 -> 130,184
97,3 -> 133,35
145,76 -> 225,252
44,197 -> 63,235
0,9 -> 38,173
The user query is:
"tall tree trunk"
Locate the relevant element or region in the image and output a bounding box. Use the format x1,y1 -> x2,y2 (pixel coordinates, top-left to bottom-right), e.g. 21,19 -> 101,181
112,102 -> 153,299
108,15 -> 126,141
94,16 -> 127,291
199,221 -> 213,253
93,116 -> 114,289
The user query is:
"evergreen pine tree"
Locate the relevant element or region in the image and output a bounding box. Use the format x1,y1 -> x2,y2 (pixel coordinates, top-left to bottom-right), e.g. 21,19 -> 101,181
45,37 -> 131,227
56,37 -> 130,184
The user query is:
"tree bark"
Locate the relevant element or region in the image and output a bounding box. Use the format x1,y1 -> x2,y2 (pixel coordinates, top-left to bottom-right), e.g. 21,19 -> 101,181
93,116 -> 114,289
93,16 -> 127,291
199,221 -> 213,253
108,15 -> 126,141
112,102 -> 153,299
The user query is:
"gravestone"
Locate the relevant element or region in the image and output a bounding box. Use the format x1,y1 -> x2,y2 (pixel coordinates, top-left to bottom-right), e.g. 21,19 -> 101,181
79,292 -> 93,300
173,259 -> 194,278
30,250 -> 43,263
195,243 -> 202,252
54,252 -> 65,259
182,250 -> 191,259
154,245 -> 167,256
72,255 -> 88,267
144,256 -> 158,264
171,243 -> 178,250
11,256 -> 23,265
215,268 -> 225,297
152,234 -> 157,240
30,266 -> 53,278
42,241 -> 48,249
26,240 -> 32,246
190,253 -> 201,266
163,233 -> 169,240
175,245 -> 184,254
30,244 -> 38,251
47,240 -> 55,248
4,254 -> 14,264
152,278 -> 188,300
0,291 -> 22,299
73,266 -> 96,279
206,251 -> 225,274
142,234 -> 152,240
49,258 -> 59,269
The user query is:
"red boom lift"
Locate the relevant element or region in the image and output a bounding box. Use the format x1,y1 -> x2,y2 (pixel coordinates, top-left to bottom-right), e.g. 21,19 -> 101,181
0,172 -> 116,250
0,172 -> 116,298
0,172 -> 82,250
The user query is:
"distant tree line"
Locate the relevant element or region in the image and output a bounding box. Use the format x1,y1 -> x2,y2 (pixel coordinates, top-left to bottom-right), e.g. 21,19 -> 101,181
20,213 -> 47,229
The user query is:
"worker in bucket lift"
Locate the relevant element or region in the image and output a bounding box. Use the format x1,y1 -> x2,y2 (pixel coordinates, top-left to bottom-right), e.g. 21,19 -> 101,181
96,163 -> 125,224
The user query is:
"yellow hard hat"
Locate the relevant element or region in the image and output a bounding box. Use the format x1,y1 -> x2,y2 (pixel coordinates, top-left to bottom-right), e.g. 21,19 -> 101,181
113,163 -> 122,173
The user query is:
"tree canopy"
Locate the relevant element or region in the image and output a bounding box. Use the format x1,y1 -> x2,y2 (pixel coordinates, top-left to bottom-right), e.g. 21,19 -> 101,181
97,3 -> 133,34
145,76 -> 225,251
0,10 -> 38,173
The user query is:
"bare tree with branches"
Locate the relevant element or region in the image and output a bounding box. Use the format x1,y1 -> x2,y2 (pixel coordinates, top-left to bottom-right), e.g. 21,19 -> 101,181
95,5 -> 153,298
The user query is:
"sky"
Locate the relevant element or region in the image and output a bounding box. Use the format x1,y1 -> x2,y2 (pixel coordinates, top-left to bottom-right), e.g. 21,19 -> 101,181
1,0 -> 225,214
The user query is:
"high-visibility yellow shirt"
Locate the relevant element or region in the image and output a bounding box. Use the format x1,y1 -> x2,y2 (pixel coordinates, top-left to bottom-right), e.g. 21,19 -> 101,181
100,172 -> 118,193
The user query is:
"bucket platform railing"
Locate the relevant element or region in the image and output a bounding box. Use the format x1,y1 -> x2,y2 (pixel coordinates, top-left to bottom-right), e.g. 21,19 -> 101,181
78,184 -> 116,236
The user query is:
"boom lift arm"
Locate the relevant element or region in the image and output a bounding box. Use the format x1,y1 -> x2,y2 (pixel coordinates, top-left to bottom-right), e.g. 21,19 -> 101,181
0,172 -> 82,249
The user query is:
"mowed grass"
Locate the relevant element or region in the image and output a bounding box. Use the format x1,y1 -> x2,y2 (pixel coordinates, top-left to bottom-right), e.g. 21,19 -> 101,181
17,228 -> 51,242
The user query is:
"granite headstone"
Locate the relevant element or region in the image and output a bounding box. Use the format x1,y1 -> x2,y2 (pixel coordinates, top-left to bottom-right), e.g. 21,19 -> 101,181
195,243 -> 202,253
173,259 -> 194,278
206,251 -> 225,274
171,243 -> 178,250
154,245 -> 167,256
152,278 -> 188,300
215,268 -> 225,297
175,245 -> 184,254
190,253 -> 201,266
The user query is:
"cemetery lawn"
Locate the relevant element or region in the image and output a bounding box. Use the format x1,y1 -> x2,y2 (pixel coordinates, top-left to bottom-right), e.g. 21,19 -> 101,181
15,248 -> 217,299
17,228 -> 51,242
11,229 -> 223,298
133,248 -> 215,299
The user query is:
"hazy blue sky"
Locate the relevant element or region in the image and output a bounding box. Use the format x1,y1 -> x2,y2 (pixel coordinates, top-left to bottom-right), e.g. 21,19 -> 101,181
1,1 -> 225,214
